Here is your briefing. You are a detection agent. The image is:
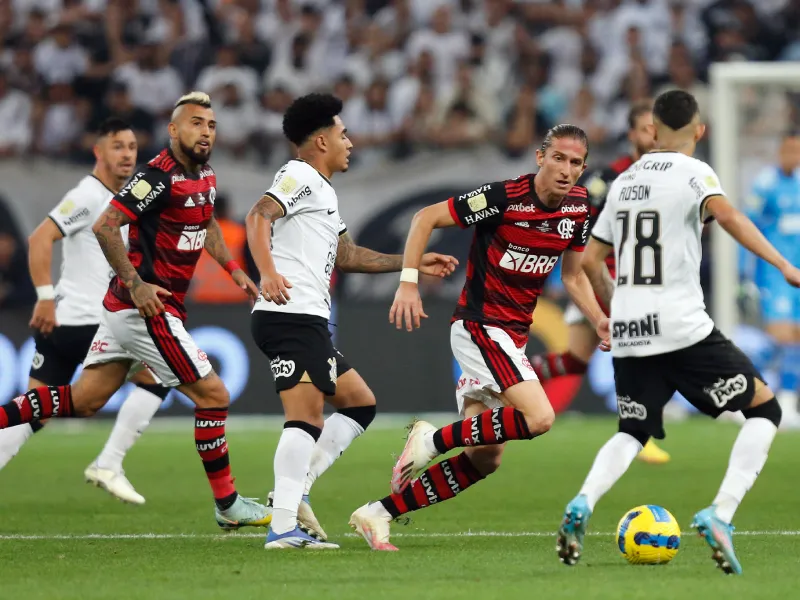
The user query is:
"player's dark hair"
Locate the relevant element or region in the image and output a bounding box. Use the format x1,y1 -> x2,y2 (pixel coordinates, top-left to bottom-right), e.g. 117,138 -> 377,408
627,100 -> 653,131
653,90 -> 698,130
97,117 -> 132,138
540,124 -> 589,160
282,93 -> 343,146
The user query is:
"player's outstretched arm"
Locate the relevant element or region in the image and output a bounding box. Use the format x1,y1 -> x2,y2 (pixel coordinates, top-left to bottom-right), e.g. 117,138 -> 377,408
27,218 -> 64,335
204,216 -> 258,300
580,238 -> 615,341
245,193 -> 293,304
336,231 -> 458,276
705,195 -> 800,287
93,205 -> 171,318
562,249 -> 607,330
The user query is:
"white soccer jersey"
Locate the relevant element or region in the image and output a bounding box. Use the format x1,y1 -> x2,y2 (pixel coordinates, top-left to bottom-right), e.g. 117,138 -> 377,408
48,175 -> 124,326
252,159 -> 347,320
593,151 -> 722,357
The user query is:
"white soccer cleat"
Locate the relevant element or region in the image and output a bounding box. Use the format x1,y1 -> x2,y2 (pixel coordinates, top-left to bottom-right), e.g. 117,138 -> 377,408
267,491 -> 328,541
349,503 -> 398,551
84,462 -> 145,505
391,420 -> 439,494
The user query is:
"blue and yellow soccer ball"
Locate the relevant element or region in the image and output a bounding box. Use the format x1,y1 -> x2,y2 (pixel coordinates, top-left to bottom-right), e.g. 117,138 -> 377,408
616,505 -> 681,565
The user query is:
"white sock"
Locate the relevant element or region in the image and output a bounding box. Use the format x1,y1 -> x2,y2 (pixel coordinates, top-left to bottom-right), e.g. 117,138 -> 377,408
272,427 -> 316,534
0,424 -> 35,470
579,432 -> 643,511
712,417 -> 777,524
95,386 -> 162,472
303,413 -> 364,496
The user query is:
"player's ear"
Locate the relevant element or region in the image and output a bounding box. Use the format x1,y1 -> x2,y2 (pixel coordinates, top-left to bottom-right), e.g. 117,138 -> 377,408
167,121 -> 178,141
695,123 -> 706,142
92,144 -> 101,162
315,132 -> 327,153
536,149 -> 544,168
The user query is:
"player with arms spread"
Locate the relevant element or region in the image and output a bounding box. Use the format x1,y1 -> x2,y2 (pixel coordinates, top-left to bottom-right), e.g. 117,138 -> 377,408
349,125 -> 608,551
530,101 -> 670,464
246,93 -> 457,549
0,118 -> 169,504
556,90 -> 800,575
0,92 -> 271,531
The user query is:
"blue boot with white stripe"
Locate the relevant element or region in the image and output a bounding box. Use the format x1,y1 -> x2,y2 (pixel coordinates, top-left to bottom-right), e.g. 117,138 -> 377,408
264,523 -> 340,550
557,494 -> 592,566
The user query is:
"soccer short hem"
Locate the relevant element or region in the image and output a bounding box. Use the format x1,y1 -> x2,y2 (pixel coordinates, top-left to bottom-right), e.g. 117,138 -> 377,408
451,320 -> 537,416
30,324 -> 98,385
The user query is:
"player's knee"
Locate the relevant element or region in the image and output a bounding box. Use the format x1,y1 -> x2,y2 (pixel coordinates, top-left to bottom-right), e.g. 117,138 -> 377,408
742,397 -> 782,428
465,447 -> 503,476
69,382 -> 110,417
338,404 -> 376,431
523,404 -> 555,436
194,377 -> 230,410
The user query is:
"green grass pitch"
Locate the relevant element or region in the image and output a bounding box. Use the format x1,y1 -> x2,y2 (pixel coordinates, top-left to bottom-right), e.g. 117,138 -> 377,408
1,416 -> 798,600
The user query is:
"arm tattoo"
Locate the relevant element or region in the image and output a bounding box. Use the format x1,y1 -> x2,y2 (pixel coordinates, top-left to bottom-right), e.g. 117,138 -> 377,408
204,216 -> 235,267
249,194 -> 285,222
93,205 -> 143,291
336,231 -> 404,273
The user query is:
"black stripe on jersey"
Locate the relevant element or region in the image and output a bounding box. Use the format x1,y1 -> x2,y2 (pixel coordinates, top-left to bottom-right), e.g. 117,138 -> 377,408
47,215 -> 67,236
134,208 -> 165,285
590,233 -> 613,246
464,223 -> 500,317
264,191 -> 287,217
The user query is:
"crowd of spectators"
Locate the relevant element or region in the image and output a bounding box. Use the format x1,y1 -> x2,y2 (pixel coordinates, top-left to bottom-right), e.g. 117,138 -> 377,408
0,0 -> 798,169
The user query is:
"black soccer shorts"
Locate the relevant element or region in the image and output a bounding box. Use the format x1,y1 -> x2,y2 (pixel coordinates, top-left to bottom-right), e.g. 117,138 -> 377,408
612,328 -> 764,440
251,311 -> 352,396
30,324 -> 99,385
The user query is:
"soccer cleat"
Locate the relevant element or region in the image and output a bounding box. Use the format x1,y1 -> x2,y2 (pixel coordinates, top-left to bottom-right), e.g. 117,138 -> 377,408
349,503 -> 398,551
691,507 -> 742,575
391,420 -> 438,494
557,494 -> 592,566
264,524 -> 340,549
267,491 -> 328,541
215,495 -> 272,531
636,439 -> 671,465
84,462 -> 145,505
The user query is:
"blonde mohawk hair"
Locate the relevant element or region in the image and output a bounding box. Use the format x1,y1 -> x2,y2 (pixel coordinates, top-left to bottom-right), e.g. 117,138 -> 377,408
171,91 -> 212,121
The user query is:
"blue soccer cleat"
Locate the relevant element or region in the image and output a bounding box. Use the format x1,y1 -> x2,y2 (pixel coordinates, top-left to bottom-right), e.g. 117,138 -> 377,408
264,524 -> 340,550
557,494 -> 592,566
691,507 -> 742,575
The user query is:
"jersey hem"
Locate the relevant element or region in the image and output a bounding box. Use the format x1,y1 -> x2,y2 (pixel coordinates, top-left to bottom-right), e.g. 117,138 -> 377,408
264,191 -> 287,217
590,233 -> 613,246
610,321 -> 715,358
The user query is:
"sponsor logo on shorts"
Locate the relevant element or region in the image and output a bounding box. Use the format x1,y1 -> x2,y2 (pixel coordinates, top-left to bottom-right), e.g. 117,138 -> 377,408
198,350 -> 208,362
612,313 -> 661,348
31,352 -> 44,370
90,341 -> 109,353
704,374 -> 748,408
521,356 -> 534,372
456,376 -> 481,391
270,357 -> 296,379
617,395 -> 647,420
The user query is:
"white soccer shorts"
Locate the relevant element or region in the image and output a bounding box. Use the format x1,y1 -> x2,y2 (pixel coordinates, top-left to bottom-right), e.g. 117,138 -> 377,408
83,309 -> 212,387
451,320 -> 538,416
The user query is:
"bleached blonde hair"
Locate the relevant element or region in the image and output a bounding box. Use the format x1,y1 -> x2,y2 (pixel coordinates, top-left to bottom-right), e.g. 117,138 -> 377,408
171,91 -> 212,121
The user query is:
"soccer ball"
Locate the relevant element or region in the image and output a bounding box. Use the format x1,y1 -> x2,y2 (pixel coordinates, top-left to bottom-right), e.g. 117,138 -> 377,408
616,505 -> 681,565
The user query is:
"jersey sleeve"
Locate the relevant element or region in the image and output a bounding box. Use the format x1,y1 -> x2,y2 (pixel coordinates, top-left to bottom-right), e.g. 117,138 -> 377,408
338,216 -> 347,236
111,167 -> 171,222
569,210 -> 591,251
591,200 -> 615,246
48,190 -> 98,237
447,181 -> 510,228
687,161 -> 725,224
264,162 -> 315,218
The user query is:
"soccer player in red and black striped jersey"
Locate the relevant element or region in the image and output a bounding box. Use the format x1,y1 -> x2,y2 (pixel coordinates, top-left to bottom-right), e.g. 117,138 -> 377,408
528,102 -> 671,465
349,125 -> 609,550
0,92 -> 271,531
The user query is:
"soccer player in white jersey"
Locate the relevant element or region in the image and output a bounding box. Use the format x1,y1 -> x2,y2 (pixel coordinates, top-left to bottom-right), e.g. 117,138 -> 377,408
556,90 -> 800,575
0,118 -> 168,504
246,93 -> 458,549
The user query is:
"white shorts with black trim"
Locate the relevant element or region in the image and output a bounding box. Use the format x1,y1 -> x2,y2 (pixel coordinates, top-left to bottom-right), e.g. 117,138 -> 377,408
83,309 -> 212,387
451,320 -> 538,417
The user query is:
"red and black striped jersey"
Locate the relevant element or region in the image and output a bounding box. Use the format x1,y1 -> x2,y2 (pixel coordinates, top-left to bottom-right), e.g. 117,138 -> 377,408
104,149 -> 217,321
448,174 -> 590,348
579,154 -> 634,279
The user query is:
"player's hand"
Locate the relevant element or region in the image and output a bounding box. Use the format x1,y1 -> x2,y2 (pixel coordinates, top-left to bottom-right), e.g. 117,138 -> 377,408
232,269 -> 259,301
598,338 -> 611,352
389,281 -> 428,332
131,282 -> 171,318
260,269 -> 293,305
781,263 -> 800,288
29,299 -> 58,336
420,253 -> 459,278
596,317 -> 610,342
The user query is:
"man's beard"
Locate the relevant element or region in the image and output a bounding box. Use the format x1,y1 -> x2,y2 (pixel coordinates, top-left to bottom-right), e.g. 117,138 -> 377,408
180,140 -> 210,165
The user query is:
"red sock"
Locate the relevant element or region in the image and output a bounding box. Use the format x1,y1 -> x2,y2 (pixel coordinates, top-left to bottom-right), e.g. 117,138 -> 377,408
195,408 -> 237,507
530,352 -> 588,381
0,386 -> 73,428
432,407 -> 532,453
380,452 -> 486,517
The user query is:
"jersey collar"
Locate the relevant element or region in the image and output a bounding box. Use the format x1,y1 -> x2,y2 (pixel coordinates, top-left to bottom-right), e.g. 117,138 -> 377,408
292,158 -> 333,188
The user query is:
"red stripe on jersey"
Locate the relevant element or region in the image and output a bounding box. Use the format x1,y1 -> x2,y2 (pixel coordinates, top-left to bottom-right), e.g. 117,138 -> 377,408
447,197 -> 465,228
111,199 -> 138,221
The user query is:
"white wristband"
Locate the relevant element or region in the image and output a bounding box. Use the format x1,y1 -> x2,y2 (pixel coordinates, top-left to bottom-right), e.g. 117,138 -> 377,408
400,268 -> 419,284
36,285 -> 56,301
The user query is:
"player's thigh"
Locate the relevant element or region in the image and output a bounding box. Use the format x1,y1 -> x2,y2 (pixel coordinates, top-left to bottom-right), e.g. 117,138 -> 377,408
671,328 -> 765,418
462,398 -> 506,476
128,368 -> 160,387
71,361 -> 133,416
500,379 -> 555,434
568,321 -> 600,364
327,356 -> 375,411
613,355 -> 675,440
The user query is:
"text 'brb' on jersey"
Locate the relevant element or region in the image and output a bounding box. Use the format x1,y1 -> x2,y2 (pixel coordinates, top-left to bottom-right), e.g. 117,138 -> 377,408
593,151 -> 721,358
104,149 -> 217,321
251,159 -> 347,320
449,174 -> 590,348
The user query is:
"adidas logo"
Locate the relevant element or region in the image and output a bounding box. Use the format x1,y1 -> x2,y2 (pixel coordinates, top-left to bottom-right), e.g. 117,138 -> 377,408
514,221 -> 530,228
184,198 -> 196,207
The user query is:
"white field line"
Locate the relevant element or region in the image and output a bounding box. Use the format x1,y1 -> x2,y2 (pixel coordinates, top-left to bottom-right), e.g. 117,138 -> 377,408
0,530 -> 798,541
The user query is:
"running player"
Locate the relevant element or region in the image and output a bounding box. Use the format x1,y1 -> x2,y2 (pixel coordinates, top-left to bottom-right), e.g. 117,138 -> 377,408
349,124 -> 608,551
530,101 -> 670,464
246,93 -> 458,549
0,118 -> 168,505
0,92 -> 271,530
556,90 -> 800,575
